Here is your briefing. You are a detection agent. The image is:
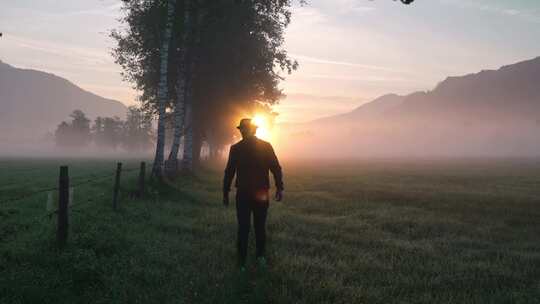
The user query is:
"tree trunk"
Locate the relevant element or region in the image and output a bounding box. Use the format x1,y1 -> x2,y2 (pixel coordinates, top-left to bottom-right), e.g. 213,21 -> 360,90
152,0 -> 177,178
181,89 -> 194,171
206,130 -> 220,161
181,1 -> 202,173
193,128 -> 203,168
167,0 -> 192,164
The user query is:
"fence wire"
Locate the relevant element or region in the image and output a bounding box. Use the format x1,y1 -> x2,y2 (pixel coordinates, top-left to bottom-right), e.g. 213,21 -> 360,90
0,164 -> 144,205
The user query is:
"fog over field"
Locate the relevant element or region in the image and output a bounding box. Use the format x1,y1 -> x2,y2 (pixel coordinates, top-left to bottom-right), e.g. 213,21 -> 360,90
0,61 -> 133,157
276,57 -> 540,159
2,55 -> 540,159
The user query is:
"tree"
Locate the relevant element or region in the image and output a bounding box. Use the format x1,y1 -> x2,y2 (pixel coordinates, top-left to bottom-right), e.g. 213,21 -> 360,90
123,106 -> 154,152
153,0 -> 178,178
113,0 -> 300,170
167,0 -> 193,166
93,117 -> 106,148
70,110 -> 91,145
54,110 -> 91,148
54,121 -> 72,147
188,0 -> 299,162
102,117 -> 124,150
112,0 -> 415,174
94,116 -> 127,150
179,0 -> 201,172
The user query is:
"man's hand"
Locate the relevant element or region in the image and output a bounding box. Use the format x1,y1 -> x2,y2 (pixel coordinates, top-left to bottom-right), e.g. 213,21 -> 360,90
275,190 -> 283,202
223,192 -> 230,207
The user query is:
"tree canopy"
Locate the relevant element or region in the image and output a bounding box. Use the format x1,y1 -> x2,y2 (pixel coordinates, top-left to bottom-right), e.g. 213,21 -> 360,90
112,0 -> 415,170
112,0 -> 299,164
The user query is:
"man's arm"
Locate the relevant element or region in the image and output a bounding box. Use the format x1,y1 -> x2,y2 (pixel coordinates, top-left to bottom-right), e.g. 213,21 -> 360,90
267,143 -> 284,192
223,145 -> 237,196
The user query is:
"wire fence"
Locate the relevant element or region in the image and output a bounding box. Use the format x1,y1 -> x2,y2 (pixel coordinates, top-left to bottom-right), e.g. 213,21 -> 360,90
0,161 -> 151,248
0,165 -> 144,205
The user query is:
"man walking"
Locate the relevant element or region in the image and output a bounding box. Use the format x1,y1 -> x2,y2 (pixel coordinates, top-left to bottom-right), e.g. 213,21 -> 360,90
223,118 -> 284,270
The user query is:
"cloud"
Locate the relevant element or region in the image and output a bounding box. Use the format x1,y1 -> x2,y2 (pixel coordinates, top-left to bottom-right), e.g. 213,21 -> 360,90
440,0 -> 540,23
290,6 -> 328,26
4,34 -> 113,66
62,3 -> 123,18
2,2 -> 122,19
290,1 -> 376,27
283,93 -> 364,104
290,53 -> 400,72
333,0 -> 376,14
1,33 -> 131,104
300,73 -> 418,83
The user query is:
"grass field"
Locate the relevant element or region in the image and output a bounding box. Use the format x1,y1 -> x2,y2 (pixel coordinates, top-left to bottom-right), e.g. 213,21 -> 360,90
1,158 -> 540,303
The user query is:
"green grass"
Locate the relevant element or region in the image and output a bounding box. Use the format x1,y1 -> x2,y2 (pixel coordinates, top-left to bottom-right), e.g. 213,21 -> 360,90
1,158 -> 540,303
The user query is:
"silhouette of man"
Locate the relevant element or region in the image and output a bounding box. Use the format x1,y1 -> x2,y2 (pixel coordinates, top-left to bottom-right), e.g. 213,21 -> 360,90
223,118 -> 284,270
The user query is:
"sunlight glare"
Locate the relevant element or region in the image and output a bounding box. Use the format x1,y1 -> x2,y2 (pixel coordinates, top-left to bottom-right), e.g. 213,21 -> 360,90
252,114 -> 271,141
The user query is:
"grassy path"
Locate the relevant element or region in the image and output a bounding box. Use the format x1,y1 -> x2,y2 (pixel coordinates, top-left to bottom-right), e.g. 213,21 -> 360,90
1,159 -> 540,303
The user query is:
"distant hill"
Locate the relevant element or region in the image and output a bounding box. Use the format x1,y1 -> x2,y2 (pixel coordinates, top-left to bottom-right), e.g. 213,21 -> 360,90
279,57 -> 540,157
311,94 -> 405,125
0,61 -> 127,142
388,56 -> 540,122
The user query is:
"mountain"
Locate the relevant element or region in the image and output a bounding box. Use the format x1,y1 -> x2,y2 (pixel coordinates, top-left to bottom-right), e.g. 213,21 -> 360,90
0,61 -> 127,142
311,94 -> 405,125
388,57 -> 540,122
278,57 -> 540,157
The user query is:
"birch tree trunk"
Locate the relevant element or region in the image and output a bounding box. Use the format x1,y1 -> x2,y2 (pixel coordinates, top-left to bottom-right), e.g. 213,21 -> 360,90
152,0 -> 176,178
181,0 -> 202,173
182,93 -> 194,171
181,66 -> 196,171
167,0 -> 191,164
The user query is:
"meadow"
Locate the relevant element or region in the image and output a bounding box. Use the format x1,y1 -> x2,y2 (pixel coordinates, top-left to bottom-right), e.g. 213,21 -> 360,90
1,158 -> 539,303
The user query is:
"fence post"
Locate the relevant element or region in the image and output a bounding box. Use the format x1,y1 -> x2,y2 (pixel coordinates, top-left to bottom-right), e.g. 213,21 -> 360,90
113,162 -> 122,210
57,166 -> 69,249
138,161 -> 146,197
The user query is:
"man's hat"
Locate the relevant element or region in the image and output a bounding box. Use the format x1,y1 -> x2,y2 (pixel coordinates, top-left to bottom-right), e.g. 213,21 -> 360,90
237,118 -> 257,130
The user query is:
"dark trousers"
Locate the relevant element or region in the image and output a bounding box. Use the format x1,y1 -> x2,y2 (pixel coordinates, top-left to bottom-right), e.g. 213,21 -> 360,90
236,190 -> 269,265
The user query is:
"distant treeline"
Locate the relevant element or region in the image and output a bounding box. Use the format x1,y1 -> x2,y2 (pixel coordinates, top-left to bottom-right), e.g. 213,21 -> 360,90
55,107 -> 153,151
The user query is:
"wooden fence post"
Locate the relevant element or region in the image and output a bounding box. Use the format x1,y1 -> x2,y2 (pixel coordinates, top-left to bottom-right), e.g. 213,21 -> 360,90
57,166 -> 69,249
138,161 -> 146,197
113,162 -> 122,210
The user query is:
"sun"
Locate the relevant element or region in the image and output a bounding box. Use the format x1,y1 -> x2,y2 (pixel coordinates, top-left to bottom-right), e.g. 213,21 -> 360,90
252,114 -> 272,141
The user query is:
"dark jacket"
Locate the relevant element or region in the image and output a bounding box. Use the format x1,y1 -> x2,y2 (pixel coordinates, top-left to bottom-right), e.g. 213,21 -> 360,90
223,136 -> 284,195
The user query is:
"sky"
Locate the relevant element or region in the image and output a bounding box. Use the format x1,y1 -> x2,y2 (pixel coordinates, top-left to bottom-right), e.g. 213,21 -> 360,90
1,0 -> 539,123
